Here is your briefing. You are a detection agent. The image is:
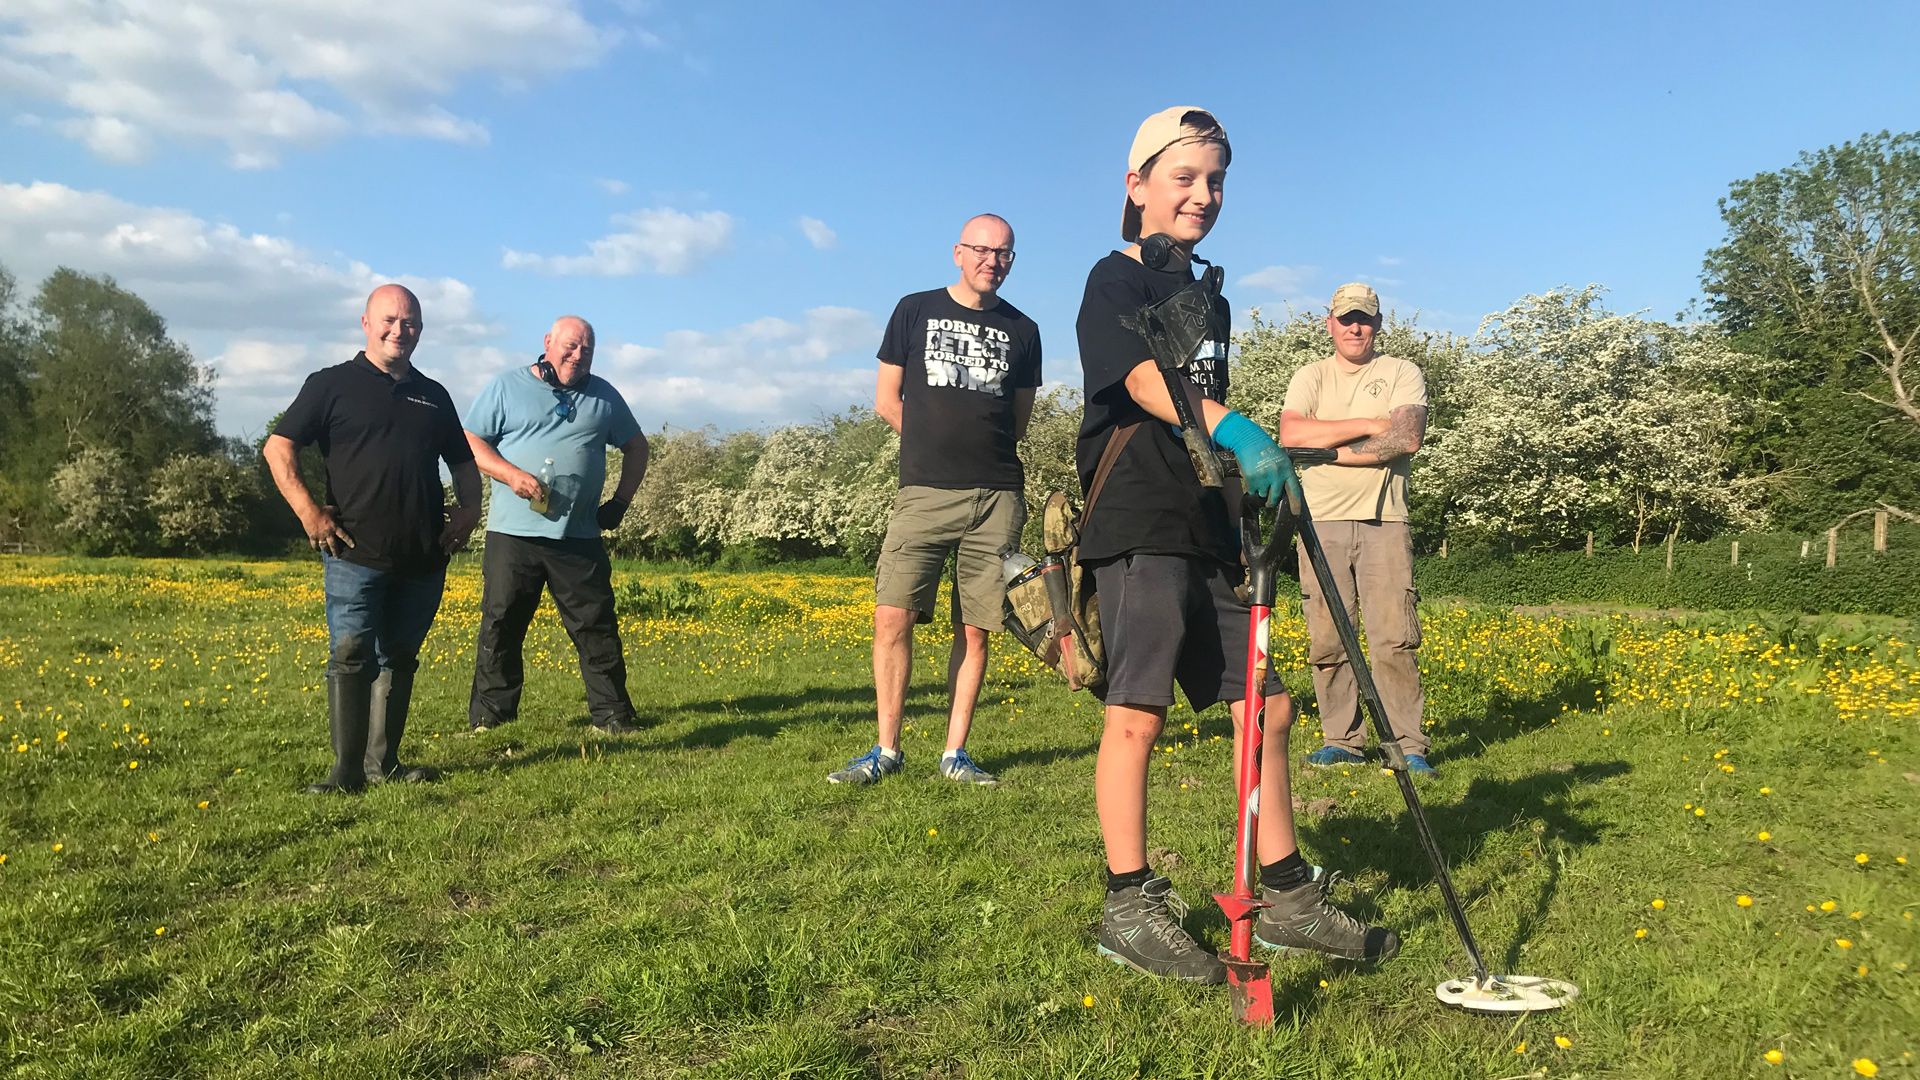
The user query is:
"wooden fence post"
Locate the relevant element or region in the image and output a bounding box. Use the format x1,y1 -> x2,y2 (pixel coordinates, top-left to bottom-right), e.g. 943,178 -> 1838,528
1439,539 -> 1447,559
1730,540 -> 1739,566
1827,528 -> 1838,568
1801,539 -> 1810,559
1665,531 -> 1675,574
1875,511 -> 1888,552
1585,531 -> 1593,557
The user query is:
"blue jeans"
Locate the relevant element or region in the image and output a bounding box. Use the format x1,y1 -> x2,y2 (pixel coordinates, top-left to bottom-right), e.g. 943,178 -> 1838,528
322,555 -> 446,680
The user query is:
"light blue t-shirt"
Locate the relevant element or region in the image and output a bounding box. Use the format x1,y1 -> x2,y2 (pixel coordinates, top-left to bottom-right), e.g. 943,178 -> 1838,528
466,365 -> 643,539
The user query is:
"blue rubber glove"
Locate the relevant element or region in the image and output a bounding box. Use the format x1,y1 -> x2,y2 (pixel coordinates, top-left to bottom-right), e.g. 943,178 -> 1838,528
1211,410 -> 1301,506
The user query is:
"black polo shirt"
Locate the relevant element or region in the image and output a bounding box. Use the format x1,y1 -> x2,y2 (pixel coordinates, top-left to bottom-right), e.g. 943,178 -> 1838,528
273,352 -> 474,573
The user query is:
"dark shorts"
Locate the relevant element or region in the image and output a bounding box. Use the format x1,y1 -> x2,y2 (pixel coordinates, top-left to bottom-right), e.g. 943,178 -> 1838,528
1090,553 -> 1281,710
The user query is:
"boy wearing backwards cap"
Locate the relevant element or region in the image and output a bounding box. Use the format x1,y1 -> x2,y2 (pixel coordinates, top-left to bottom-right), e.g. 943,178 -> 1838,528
1074,107 -> 1400,982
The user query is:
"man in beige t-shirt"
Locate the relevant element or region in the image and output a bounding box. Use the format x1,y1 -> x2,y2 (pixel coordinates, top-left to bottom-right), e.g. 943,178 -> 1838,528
1279,283 -> 1435,776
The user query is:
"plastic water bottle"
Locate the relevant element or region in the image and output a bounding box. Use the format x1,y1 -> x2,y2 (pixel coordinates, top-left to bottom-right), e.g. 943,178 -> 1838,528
529,458 -> 554,514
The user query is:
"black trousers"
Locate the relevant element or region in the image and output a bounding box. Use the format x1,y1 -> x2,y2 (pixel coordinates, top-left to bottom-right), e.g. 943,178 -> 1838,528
469,532 -> 636,727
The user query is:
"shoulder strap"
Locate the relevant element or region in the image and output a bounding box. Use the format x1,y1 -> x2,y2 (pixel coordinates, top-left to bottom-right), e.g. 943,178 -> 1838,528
1079,421 -> 1142,529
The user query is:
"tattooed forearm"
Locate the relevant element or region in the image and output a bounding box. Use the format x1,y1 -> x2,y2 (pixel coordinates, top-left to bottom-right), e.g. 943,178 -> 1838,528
1345,405 -> 1427,463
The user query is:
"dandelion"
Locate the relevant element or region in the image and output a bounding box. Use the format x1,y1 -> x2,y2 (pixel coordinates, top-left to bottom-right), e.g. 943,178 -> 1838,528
1857,964 -> 1869,976
1514,1041 -> 1526,1054
1318,979 -> 1329,987
0,853 -> 7,865
50,843 -> 62,853
1081,995 -> 1094,1008
1759,786 -> 1772,795
1694,807 -> 1706,817
1651,898 -> 1666,910
1836,938 -> 1853,949
926,828 -> 937,837
1764,1049 -> 1783,1065
1757,831 -> 1771,841
1898,856 -> 1909,865
196,800 -> 209,810
1856,852 -> 1870,865
1850,911 -> 1864,919
154,926 -> 166,936
1736,895 -> 1753,907
1822,900 -> 1838,912
1854,1059 -> 1877,1077
128,760 -> 138,769
1634,927 -> 1648,939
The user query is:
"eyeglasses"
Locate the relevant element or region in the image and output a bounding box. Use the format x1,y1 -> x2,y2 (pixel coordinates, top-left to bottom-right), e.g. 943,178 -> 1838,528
959,244 -> 1016,265
552,389 -> 577,422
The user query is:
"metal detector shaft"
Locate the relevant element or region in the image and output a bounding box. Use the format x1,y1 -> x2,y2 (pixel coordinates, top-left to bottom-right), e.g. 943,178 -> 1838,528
1160,367 -> 1225,488
1293,503 -> 1491,986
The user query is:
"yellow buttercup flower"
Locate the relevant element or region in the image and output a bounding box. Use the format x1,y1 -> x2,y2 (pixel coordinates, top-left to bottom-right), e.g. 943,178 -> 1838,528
1554,1036 -> 1572,1049
1650,898 -> 1665,910
1736,895 -> 1753,907
1764,1049 -> 1783,1065
1821,900 -> 1838,912
1835,938 -> 1853,949
1855,852 -> 1870,865
1853,1059 -> 1877,1077
1756,831 -> 1771,841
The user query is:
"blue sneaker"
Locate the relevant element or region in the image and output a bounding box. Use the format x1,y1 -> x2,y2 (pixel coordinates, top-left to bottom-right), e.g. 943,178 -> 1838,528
1403,754 -> 1439,778
1306,745 -> 1367,768
939,748 -> 998,786
827,745 -> 903,785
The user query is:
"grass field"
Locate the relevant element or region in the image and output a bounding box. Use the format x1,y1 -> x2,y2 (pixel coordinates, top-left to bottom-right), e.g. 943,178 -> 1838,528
1,556 -> 1916,1079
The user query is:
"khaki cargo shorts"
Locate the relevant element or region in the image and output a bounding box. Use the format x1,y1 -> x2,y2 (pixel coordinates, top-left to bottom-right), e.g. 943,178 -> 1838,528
875,486 -> 1027,629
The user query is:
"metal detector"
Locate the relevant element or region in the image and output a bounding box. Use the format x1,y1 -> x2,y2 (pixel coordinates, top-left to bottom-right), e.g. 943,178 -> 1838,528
1121,233 -> 1229,488
1221,450 -> 1579,1019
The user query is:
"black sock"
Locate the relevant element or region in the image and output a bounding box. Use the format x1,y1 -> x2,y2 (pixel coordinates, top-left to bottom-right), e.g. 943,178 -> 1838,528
1260,852 -> 1311,891
1106,866 -> 1152,894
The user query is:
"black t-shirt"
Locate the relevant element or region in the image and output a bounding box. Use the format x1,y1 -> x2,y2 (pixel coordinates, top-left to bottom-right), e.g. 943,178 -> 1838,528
272,352 -> 475,572
879,288 -> 1042,490
1075,251 -> 1237,566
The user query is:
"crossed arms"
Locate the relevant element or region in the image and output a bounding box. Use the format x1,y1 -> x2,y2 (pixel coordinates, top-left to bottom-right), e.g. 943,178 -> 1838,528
1278,403 -> 1427,466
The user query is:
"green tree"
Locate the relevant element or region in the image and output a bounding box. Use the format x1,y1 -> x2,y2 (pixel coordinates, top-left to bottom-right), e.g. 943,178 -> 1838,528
1702,130 -> 1920,528
149,451 -> 260,553
50,447 -> 148,555
22,269 -> 217,477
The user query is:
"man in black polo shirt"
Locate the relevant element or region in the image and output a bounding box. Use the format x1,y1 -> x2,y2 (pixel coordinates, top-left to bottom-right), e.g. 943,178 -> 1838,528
827,213 -> 1042,787
264,283 -> 482,794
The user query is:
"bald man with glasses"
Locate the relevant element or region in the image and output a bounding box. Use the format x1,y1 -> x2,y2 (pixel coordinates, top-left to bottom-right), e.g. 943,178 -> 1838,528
828,214 -> 1043,788
463,315 -> 651,737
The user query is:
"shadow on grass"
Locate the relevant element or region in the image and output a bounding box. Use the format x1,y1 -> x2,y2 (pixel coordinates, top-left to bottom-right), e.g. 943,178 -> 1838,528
1278,761 -> 1630,961
1305,761 -> 1628,890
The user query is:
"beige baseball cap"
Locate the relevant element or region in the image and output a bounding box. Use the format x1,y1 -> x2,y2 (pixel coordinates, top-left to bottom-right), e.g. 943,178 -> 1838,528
1121,106 -> 1231,243
1329,282 -> 1381,318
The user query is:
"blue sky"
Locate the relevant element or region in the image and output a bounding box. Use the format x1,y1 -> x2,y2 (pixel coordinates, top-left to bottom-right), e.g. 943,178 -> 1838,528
3,0 -> 1916,439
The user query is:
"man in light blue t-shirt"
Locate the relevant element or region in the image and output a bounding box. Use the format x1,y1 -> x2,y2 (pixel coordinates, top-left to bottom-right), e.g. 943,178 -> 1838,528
463,315 -> 651,735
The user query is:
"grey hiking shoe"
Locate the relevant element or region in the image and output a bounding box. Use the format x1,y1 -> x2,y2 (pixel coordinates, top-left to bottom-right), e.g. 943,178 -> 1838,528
939,748 -> 998,786
827,745 -> 903,785
1254,867 -> 1400,963
1097,876 -> 1227,984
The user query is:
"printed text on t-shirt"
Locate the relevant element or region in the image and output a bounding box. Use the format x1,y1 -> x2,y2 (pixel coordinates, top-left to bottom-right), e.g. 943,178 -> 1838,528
922,317 -> 1014,395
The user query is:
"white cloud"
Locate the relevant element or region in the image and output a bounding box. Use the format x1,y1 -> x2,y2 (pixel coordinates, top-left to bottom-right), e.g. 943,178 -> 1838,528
501,208 -> 733,276
0,179 -> 503,432
797,215 -> 837,250
0,0 -> 621,164
1238,264 -> 1318,295
595,177 -> 631,195
596,306 -> 882,426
